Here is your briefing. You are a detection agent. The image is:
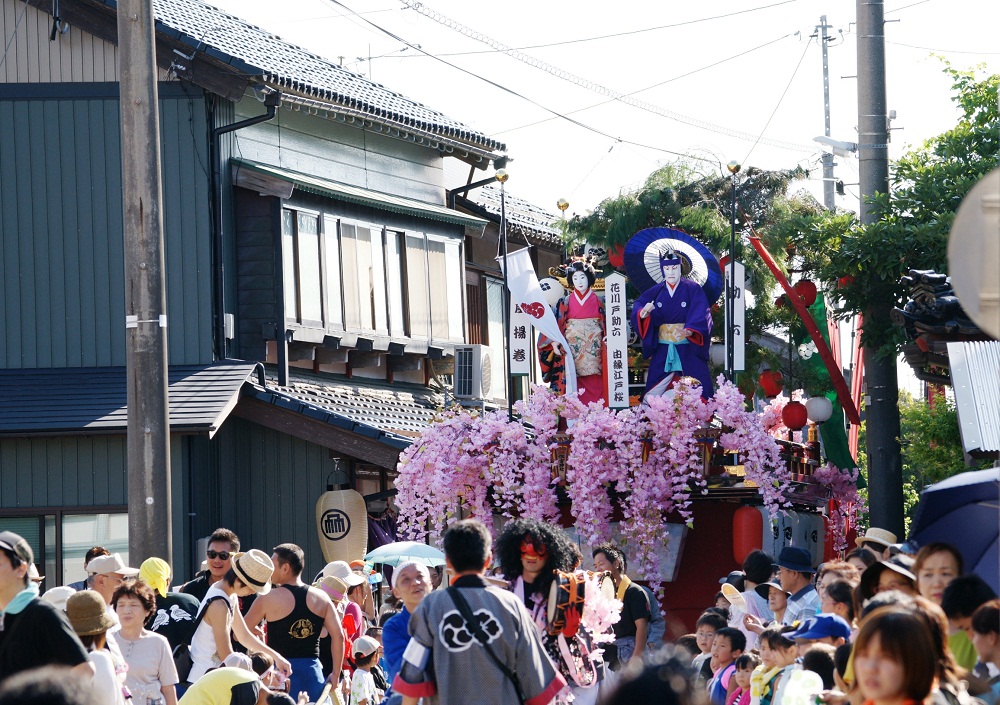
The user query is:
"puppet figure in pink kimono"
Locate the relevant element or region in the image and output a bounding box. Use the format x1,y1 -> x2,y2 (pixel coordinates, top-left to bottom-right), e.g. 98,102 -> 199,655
553,261 -> 606,405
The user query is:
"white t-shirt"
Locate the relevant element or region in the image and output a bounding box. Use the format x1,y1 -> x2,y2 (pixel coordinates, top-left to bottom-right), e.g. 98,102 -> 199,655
89,649 -> 127,705
189,586 -> 233,683
350,667 -> 379,705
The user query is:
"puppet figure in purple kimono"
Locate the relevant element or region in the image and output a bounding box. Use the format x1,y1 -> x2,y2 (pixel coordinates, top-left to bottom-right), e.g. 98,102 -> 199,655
553,261 -> 606,406
630,247 -> 714,400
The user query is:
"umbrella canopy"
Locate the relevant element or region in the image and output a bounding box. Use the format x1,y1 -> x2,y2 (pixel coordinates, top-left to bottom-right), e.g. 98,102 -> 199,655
909,467 -> 1000,593
364,541 -> 445,567
623,227 -> 724,304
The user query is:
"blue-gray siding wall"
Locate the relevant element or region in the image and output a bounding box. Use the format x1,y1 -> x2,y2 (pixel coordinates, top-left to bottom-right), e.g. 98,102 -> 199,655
190,417 -> 348,581
0,82 -> 213,368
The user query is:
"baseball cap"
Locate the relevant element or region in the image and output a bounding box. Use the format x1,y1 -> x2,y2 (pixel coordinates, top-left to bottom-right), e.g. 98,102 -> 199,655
0,531 -> 34,565
718,570 -> 745,588
787,614 -> 852,641
323,560 -> 365,587
86,553 -> 140,577
353,635 -> 380,658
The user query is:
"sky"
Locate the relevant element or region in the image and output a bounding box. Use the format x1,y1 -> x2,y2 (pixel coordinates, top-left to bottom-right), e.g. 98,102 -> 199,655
207,0 -> 999,219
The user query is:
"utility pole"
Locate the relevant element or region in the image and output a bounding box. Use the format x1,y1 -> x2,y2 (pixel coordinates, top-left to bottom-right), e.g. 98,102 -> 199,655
818,15 -> 836,210
119,0 -> 173,563
857,0 -> 904,536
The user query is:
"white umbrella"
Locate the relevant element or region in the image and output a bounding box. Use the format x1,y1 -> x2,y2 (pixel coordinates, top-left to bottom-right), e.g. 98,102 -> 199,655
364,541 -> 445,567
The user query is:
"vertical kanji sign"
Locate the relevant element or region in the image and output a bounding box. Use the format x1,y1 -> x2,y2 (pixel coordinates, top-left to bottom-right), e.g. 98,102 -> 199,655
509,302 -> 532,376
726,261 -> 746,371
605,272 -> 629,408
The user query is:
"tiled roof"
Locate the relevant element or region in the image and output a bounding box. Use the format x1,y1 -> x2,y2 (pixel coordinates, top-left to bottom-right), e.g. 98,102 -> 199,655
102,0 -> 504,156
457,185 -> 562,245
0,362 -> 257,437
242,368 -> 444,449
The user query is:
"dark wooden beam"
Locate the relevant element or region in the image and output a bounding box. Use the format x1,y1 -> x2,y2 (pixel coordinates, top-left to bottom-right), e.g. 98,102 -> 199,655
233,398 -> 401,469
287,342 -> 316,361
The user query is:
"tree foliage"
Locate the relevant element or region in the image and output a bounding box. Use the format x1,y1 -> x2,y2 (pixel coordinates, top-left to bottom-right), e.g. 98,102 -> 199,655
791,65 -> 1000,355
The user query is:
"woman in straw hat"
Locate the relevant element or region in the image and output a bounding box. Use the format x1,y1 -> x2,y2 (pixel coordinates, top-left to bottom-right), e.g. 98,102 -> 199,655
65,589 -> 128,705
187,549 -> 291,684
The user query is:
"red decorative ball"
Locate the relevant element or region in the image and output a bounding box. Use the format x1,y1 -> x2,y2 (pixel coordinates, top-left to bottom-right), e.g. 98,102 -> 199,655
608,244 -> 625,269
758,370 -> 784,397
794,280 -> 818,306
782,400 -> 809,430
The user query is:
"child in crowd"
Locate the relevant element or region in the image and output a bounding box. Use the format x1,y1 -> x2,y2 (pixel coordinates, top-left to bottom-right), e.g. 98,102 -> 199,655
750,627 -> 797,705
801,644 -> 837,690
708,627 -> 746,705
769,626 -> 803,705
971,599 -> 1000,705
349,635 -> 383,705
676,634 -> 700,661
727,652 -> 760,705
694,611 -> 729,686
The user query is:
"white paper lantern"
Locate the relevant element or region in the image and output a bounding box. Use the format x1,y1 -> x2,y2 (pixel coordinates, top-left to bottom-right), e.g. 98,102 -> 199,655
805,395 -> 834,423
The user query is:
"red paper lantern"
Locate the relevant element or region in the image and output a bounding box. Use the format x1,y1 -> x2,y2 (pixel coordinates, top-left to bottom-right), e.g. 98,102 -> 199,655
781,400 -> 808,430
608,244 -> 625,269
837,275 -> 854,289
758,370 -> 784,398
733,506 -> 763,564
794,279 -> 818,306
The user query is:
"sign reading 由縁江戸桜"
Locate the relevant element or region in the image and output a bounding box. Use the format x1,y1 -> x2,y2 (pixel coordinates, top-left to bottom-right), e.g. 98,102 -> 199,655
605,272 -> 629,408
509,302 -> 533,376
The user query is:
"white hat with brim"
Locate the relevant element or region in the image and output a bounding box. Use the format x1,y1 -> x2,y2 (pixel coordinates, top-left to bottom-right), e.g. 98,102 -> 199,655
232,549 -> 274,595
323,560 -> 365,587
86,553 -> 140,577
855,528 -> 897,550
41,585 -> 76,611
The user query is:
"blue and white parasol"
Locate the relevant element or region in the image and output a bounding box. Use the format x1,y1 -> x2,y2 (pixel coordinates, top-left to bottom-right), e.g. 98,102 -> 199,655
623,227 -> 724,304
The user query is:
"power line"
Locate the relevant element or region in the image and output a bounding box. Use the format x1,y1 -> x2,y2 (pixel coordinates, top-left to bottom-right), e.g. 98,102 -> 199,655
400,0 -> 817,152
493,33 -> 793,136
318,0 -> 719,163
885,39 -> 1000,55
392,0 -> 801,57
743,37 -> 814,164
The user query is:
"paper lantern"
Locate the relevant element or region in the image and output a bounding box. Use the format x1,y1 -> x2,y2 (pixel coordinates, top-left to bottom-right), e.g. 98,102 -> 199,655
805,396 -> 833,424
837,275 -> 854,289
758,370 -> 784,397
315,489 -> 369,564
781,400 -> 808,430
608,244 -> 625,269
733,506 -> 763,564
794,280 -> 818,306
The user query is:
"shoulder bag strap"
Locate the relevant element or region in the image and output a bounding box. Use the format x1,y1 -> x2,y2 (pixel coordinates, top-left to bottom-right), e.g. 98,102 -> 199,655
187,594 -> 232,645
447,587 -> 526,705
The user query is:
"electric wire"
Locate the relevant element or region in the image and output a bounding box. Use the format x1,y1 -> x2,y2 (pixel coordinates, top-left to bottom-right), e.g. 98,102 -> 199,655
318,0 -> 719,163
493,33 -> 793,136
885,40 -> 1000,55
400,0 -> 817,153
393,0 -> 801,57
742,36 -> 814,165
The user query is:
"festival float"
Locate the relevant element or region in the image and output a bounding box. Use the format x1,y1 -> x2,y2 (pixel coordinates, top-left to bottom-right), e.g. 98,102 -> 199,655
395,227 -> 864,628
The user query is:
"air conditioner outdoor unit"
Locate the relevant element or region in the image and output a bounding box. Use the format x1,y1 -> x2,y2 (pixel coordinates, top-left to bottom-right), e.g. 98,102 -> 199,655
453,344 -> 493,400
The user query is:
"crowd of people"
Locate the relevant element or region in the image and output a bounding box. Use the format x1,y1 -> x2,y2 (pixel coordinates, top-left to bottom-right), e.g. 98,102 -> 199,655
0,522 -> 997,705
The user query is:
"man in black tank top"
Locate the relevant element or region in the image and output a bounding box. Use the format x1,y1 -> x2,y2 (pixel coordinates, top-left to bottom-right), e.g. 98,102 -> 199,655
244,543 -> 346,701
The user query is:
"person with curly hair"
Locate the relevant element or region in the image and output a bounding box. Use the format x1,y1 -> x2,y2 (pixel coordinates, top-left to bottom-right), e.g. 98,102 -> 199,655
495,519 -> 609,703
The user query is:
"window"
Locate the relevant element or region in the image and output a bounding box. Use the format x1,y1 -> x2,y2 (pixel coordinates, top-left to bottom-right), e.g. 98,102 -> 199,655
0,510 -> 128,589
281,207 -> 465,344
281,209 -> 322,326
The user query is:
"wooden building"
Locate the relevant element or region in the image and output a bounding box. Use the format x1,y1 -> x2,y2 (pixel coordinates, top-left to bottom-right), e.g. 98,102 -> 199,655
0,0 -> 512,585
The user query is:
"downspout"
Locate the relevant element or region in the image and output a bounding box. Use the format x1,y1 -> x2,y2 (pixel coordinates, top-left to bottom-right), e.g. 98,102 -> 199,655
210,90 -> 281,360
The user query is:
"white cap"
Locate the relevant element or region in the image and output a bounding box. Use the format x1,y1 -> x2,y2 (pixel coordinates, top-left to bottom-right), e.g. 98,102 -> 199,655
41,586 -> 76,611
86,553 -> 140,577
322,561 -> 365,587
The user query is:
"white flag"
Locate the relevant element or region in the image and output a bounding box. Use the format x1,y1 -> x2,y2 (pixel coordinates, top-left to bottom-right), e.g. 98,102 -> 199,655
499,248 -> 578,397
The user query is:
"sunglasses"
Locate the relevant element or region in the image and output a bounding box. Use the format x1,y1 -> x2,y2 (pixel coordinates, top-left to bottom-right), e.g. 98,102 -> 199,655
206,550 -> 231,561
520,539 -> 548,559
